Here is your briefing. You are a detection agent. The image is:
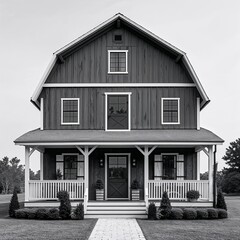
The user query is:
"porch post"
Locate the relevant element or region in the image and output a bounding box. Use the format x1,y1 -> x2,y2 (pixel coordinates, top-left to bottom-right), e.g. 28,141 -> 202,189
40,152 -> 43,180
144,146 -> 149,203
25,146 -> 30,201
208,145 -> 214,202
197,152 -> 200,180
84,146 -> 89,194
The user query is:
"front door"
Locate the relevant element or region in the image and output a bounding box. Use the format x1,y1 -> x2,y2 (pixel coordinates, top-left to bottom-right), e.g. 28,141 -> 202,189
107,155 -> 129,199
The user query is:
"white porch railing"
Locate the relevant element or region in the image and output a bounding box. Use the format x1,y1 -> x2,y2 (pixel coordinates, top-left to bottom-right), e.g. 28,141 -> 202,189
29,180 -> 85,200
148,180 -> 209,200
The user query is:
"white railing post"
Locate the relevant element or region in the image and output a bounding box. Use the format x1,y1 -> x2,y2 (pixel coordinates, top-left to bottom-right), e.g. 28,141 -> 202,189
208,146 -> 214,202
25,146 -> 30,201
84,187 -> 88,214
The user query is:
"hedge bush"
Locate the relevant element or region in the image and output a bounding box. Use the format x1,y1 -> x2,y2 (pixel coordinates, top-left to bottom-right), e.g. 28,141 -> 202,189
148,202 -> 157,220
170,208 -> 183,220
36,208 -> 48,220
72,203 -> 84,220
183,208 -> 197,220
15,209 -> 27,219
196,209 -> 208,219
26,208 -> 37,219
207,208 -> 218,219
48,208 -> 60,220
57,191 -> 71,220
217,209 -> 228,219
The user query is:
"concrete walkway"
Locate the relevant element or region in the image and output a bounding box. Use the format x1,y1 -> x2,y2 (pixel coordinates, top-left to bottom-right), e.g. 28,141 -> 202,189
88,219 -> 146,240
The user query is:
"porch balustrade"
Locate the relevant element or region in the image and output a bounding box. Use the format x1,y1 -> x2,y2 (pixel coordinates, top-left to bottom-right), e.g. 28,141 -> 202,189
148,180 -> 209,200
29,180 -> 84,200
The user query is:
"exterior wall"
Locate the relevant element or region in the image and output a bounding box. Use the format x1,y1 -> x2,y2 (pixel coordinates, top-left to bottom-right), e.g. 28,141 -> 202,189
41,87 -> 199,130
46,26 -> 193,84
149,148 -> 197,180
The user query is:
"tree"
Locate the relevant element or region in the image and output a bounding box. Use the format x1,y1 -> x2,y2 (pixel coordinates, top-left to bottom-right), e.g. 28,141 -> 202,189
216,189 -> 227,210
221,139 -> 240,193
159,191 -> 172,219
223,138 -> 240,173
200,170 -> 224,189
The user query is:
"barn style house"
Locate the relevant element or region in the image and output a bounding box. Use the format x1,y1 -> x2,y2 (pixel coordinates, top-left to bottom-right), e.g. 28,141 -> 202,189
15,13 -> 223,218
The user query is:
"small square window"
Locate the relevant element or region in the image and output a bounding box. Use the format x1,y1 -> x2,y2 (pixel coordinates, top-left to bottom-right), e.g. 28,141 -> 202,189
114,34 -> 122,42
108,50 -> 128,74
161,98 -> 180,124
61,98 -> 79,125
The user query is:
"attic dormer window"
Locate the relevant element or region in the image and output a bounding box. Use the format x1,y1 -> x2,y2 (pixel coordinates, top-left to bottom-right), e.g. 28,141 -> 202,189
108,50 -> 128,74
114,34 -> 122,42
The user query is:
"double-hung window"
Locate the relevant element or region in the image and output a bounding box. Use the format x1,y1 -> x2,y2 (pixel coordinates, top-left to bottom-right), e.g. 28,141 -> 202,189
161,98 -> 180,124
108,50 -> 128,74
61,98 -> 80,125
105,93 -> 131,131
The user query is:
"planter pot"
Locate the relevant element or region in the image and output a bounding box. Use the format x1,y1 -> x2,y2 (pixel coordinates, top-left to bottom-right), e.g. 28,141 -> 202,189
188,198 -> 198,202
131,189 -> 140,201
96,189 -> 104,201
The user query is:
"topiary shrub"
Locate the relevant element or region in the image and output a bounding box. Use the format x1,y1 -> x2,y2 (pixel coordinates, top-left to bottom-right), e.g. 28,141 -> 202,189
15,209 -> 27,219
47,208 -> 60,220
216,189 -> 227,210
159,191 -> 172,219
217,209 -> 228,219
148,202 -> 157,220
95,179 -> 104,190
57,191 -> 71,220
183,208 -> 197,220
36,208 -> 48,220
9,186 -> 20,218
196,209 -> 208,219
207,208 -> 218,219
131,179 -> 140,189
170,208 -> 183,220
72,203 -> 84,220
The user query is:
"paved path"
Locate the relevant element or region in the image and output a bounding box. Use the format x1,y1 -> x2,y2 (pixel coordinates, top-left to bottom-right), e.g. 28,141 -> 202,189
88,219 -> 146,240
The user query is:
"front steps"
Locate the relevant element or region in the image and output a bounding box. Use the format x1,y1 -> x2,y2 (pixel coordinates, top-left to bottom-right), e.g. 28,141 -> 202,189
85,201 -> 147,219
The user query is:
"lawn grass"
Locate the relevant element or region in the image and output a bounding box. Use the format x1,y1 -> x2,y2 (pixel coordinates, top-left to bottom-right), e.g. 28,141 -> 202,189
138,197 -> 240,240
0,218 -> 97,240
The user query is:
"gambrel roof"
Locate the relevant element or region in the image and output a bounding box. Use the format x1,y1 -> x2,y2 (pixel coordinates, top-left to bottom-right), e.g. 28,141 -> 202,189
31,13 -> 209,109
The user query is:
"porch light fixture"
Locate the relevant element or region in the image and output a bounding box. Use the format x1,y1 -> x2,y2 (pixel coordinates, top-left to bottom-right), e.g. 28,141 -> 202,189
132,158 -> 136,167
99,158 -> 104,168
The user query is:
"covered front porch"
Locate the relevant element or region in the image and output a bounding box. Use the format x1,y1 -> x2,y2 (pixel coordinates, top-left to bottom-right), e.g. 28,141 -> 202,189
14,128 -> 223,212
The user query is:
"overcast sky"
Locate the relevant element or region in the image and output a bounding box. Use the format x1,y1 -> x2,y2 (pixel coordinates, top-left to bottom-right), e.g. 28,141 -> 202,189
0,0 -> 239,173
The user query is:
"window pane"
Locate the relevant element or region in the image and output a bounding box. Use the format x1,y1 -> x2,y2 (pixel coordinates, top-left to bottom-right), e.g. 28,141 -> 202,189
163,99 -> 179,123
109,52 -> 126,72
62,99 -> 79,124
64,155 -> 77,180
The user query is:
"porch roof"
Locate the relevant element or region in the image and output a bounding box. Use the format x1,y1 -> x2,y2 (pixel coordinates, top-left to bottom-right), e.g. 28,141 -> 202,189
14,128 -> 224,146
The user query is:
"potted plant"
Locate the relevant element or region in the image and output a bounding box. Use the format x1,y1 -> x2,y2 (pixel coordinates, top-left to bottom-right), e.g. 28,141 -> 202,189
56,169 -> 63,180
186,190 -> 200,202
95,179 -> 104,201
131,179 -> 140,201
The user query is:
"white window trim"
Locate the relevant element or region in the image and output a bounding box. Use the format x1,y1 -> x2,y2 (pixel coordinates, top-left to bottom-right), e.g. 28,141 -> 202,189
105,92 -> 131,131
161,98 -> 180,125
108,50 -> 128,74
61,98 -> 80,125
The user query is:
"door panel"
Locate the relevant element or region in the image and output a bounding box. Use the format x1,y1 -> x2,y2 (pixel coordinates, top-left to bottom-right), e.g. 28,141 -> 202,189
107,155 -> 128,199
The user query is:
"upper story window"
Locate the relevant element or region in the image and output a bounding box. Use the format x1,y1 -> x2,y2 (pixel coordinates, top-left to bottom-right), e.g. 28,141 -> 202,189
108,50 -> 128,74
61,98 -> 80,125
161,98 -> 180,124
105,92 -> 131,131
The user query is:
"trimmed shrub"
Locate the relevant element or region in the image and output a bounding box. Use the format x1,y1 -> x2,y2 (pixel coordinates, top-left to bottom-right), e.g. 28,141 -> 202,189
207,208 -> 218,219
148,202 -> 157,220
217,209 -> 228,219
196,209 -> 208,219
95,179 -> 104,190
170,208 -> 183,220
26,208 -> 37,219
159,192 -> 172,219
216,189 -> 227,210
47,208 -> 60,220
36,208 -> 48,220
15,209 -> 27,219
9,187 -> 20,218
57,191 -> 71,220
183,208 -> 197,220
131,179 -> 140,189
72,203 -> 84,220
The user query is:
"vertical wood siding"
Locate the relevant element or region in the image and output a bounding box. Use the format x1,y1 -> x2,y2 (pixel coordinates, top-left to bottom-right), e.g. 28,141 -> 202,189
46,27 -> 193,84
42,87 -> 199,129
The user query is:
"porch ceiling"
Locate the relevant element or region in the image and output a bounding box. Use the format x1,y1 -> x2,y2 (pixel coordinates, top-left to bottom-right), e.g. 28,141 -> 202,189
14,128 -> 223,146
